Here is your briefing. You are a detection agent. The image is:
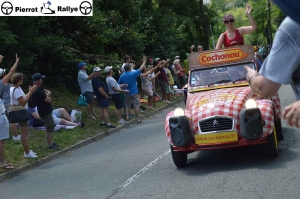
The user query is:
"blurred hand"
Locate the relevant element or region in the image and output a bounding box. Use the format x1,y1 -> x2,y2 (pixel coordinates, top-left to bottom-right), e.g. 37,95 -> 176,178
244,65 -> 258,81
142,56 -> 147,63
245,4 -> 252,16
29,85 -> 37,93
0,55 -> 4,63
283,101 -> 300,128
45,89 -> 51,96
121,84 -> 128,88
16,54 -> 20,62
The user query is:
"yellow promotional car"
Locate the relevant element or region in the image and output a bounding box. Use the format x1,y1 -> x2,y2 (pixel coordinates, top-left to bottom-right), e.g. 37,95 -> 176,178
165,45 -> 282,167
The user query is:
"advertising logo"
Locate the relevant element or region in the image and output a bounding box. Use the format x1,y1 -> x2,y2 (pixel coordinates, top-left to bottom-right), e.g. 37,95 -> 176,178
1,1 -> 13,15
199,48 -> 248,66
41,1 -> 55,14
79,1 -> 92,15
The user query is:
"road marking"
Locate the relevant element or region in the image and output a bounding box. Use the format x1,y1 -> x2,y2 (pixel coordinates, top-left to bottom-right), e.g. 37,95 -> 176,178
118,149 -> 171,188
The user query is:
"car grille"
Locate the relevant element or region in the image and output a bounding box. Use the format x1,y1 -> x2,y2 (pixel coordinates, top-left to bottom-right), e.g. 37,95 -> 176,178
199,117 -> 233,133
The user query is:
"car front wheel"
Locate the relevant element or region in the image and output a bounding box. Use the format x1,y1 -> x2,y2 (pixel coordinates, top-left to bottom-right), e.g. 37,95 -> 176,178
171,145 -> 187,168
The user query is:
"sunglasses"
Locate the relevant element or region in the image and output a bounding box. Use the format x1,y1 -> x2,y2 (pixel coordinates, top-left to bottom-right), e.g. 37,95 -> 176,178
224,19 -> 234,24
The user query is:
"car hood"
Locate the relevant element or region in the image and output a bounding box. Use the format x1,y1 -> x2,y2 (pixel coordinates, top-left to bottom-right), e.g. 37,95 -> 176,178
186,86 -> 252,119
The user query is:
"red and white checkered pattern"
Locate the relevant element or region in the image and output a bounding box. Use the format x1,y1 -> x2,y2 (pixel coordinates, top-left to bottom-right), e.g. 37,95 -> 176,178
271,93 -> 281,119
165,86 -> 280,144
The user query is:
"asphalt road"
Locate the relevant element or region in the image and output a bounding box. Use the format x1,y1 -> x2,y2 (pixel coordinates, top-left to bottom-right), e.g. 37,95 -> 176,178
0,85 -> 300,199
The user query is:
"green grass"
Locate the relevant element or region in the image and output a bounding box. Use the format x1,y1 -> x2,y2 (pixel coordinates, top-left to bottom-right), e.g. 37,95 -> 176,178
1,86 -> 182,174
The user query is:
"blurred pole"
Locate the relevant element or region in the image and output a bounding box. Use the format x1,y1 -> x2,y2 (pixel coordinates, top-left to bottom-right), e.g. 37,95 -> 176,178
210,24 -> 215,48
216,19 -> 220,35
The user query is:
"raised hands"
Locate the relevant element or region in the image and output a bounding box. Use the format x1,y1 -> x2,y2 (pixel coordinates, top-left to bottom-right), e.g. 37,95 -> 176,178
0,55 -> 4,63
29,85 -> 37,94
16,54 -> 20,62
245,4 -> 252,16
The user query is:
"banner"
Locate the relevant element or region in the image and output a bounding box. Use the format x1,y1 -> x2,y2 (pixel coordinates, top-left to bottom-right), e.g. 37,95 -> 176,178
0,0 -> 93,16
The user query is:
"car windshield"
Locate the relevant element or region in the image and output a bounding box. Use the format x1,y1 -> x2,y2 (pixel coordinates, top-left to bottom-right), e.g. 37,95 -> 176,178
189,62 -> 255,87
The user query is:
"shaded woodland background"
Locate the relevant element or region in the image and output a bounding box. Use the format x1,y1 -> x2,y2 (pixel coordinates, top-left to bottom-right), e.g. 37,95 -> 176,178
0,0 -> 285,92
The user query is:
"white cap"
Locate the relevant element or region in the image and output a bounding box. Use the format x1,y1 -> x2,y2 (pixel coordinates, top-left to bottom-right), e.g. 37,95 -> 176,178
0,68 -> 6,76
93,67 -> 101,72
104,66 -> 113,73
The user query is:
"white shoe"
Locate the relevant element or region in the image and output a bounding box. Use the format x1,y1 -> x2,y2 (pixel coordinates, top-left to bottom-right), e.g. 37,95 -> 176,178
117,119 -> 125,124
12,135 -> 21,141
30,150 -> 37,155
163,100 -> 171,103
24,151 -> 38,158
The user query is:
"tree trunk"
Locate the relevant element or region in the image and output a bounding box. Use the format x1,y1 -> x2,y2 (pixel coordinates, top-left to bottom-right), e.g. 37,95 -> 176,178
267,0 -> 272,46
199,0 -> 210,50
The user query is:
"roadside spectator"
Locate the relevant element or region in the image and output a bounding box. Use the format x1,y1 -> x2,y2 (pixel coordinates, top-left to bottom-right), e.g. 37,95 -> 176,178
0,98 -> 13,169
92,67 -> 115,128
164,61 -> 173,101
190,45 -> 203,53
215,4 -> 257,49
118,56 -> 146,123
140,64 -> 158,109
168,59 -> 178,90
130,60 -> 136,71
174,59 -> 186,89
147,58 -> 156,94
183,54 -> 189,80
130,60 -> 143,97
258,44 -> 267,60
155,58 -> 171,103
27,107 -> 84,127
105,66 -> 129,124
254,52 -> 263,72
244,16 -> 300,131
78,62 -> 96,120
0,54 -> 19,112
10,73 -> 38,157
0,54 -> 21,141
32,73 -> 60,150
165,63 -> 175,100
121,55 -> 131,72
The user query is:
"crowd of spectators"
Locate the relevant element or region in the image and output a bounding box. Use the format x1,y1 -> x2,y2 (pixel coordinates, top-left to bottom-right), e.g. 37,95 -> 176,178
76,54 -> 185,128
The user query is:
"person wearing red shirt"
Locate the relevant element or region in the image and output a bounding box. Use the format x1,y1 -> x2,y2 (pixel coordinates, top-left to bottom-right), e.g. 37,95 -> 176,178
215,4 -> 257,49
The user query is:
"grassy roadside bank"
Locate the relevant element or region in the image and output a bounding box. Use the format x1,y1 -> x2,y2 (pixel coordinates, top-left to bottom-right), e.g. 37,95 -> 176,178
1,86 -> 183,175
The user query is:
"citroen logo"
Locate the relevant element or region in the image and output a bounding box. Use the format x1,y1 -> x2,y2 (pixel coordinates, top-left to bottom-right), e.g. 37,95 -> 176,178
213,119 -> 219,127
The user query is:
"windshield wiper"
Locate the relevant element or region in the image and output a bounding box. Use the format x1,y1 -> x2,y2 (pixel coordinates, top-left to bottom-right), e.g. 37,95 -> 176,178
208,79 -> 232,87
232,77 -> 246,83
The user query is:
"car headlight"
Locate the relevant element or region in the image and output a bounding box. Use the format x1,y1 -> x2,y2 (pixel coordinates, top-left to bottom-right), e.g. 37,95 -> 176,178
245,98 -> 257,108
174,108 -> 185,116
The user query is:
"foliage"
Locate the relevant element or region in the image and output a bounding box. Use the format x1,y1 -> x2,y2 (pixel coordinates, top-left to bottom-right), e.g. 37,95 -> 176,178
0,0 -> 285,92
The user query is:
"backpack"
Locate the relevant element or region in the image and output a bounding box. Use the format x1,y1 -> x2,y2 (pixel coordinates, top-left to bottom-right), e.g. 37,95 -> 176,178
28,95 -> 37,108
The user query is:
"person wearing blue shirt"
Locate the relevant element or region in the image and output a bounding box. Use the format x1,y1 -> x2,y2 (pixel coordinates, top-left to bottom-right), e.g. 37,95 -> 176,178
118,56 -> 146,123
